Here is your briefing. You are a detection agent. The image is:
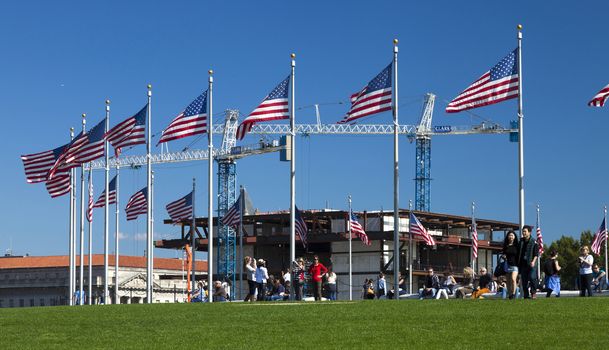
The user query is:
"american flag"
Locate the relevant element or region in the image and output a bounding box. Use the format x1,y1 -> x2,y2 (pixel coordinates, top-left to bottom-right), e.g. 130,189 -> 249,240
338,63 -> 392,124
106,105 -> 147,156
21,144 -> 69,183
158,91 -> 207,144
536,213 -> 544,255
72,119 -> 107,164
125,187 -> 147,221
471,216 -> 478,259
166,191 -> 193,223
295,206 -> 308,248
87,174 -> 93,222
236,76 -> 290,140
221,195 -> 241,230
349,211 -> 370,246
591,218 -> 607,255
588,83 -> 609,107
93,176 -> 117,208
446,49 -> 519,113
47,133 -> 88,180
409,212 -> 436,246
45,174 -> 71,198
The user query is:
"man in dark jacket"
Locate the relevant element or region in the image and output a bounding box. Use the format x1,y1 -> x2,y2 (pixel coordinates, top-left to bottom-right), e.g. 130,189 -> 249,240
419,267 -> 440,299
518,225 -> 539,299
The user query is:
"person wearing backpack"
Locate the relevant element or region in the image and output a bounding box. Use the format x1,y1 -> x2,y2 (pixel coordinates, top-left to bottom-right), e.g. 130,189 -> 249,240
543,250 -> 561,297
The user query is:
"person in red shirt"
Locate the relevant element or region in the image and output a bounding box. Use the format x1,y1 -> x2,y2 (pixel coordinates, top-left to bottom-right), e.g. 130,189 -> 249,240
307,255 -> 328,301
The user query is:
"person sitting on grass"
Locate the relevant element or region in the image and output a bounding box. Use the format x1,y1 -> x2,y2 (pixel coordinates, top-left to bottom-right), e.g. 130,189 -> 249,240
267,279 -> 286,301
419,267 -> 440,300
471,267 -> 493,299
212,281 -> 227,302
592,264 -> 606,293
455,267 -> 475,299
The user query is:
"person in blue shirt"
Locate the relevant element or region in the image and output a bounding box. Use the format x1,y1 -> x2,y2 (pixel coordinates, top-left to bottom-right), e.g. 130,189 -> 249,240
376,273 -> 387,299
592,264 -> 606,292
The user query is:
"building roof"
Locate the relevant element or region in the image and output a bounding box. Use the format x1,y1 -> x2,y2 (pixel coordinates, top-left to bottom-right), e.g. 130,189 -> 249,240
0,255 -> 207,272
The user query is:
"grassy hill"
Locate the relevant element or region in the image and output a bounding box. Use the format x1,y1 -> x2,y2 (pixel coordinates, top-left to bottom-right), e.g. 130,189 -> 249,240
1,298 -> 606,349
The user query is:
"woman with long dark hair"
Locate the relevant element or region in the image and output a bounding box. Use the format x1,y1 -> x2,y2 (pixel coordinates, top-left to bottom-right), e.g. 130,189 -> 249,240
502,230 -> 519,299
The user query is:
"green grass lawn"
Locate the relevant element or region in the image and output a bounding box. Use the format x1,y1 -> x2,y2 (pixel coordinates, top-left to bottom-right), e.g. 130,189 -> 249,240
0,298 -> 606,349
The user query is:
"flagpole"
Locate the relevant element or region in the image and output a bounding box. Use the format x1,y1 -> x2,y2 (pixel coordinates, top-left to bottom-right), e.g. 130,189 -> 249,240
146,85 -> 153,303
114,164 -> 120,305
289,53 -> 296,301
79,114 -> 86,306
192,178 -> 196,297
517,25 -> 525,233
408,200 -> 413,294
536,204 -> 541,281
239,186 -> 244,301
104,100 -> 110,304
88,167 -> 93,305
69,127 -> 75,306
392,38 -> 400,301
471,202 -> 475,272
603,205 -> 609,281
207,70 -> 214,303
348,195 -> 353,301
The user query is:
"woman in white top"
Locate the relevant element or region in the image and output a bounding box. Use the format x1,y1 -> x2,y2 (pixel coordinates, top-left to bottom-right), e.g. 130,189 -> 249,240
324,267 -> 338,300
255,259 -> 269,301
244,256 -> 257,302
578,245 -> 594,297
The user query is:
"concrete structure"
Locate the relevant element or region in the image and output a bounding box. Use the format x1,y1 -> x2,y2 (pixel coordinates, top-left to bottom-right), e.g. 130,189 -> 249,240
158,209 -> 519,300
0,255 -> 207,308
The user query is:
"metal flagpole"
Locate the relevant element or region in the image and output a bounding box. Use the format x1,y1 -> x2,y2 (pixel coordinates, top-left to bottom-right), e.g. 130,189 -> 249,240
88,167 -> 93,305
146,85 -> 153,303
289,53 -> 296,301
69,127 -> 75,306
192,178 -> 196,297
79,114 -> 87,305
392,38 -> 400,300
348,195 -> 353,301
536,205 -> 541,281
207,70 -> 214,302
517,25 -> 525,233
103,100 -> 110,304
603,205 -> 609,281
151,171 -> 155,298
239,186 -> 244,300
409,200 -> 413,294
471,202 -> 476,272
114,164 -> 120,305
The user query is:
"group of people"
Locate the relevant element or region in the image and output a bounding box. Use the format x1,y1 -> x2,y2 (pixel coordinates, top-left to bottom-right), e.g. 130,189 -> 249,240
191,279 -> 230,302
243,255 -> 338,302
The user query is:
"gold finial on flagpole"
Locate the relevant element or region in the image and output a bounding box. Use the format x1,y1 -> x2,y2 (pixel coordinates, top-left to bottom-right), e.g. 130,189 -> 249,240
105,99 -> 110,105
208,69 -> 213,75
147,84 -> 152,90
82,113 -> 86,119
290,53 -> 296,59
393,38 -> 398,45
517,24 -> 523,31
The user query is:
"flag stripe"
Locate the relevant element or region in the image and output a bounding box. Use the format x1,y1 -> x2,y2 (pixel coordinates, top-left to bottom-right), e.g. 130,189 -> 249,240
158,91 -> 208,144
588,84 -> 609,107
409,212 -> 436,246
125,188 -> 147,221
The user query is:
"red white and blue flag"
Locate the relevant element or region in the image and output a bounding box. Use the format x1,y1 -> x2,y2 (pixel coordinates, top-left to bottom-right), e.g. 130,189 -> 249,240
295,206 -> 308,248
158,91 -> 208,144
125,187 -> 147,221
222,195 -> 242,230
471,216 -> 478,258
87,175 -> 94,222
409,212 -> 436,246
166,191 -> 193,223
93,176 -> 117,208
349,211 -> 370,246
592,218 -> 607,255
536,214 -> 544,255
588,84 -> 609,107
21,144 -> 69,183
72,119 -> 107,164
236,76 -> 290,140
338,63 -> 392,124
47,133 -> 88,180
106,105 -> 147,156
446,49 -> 519,113
45,174 -> 71,198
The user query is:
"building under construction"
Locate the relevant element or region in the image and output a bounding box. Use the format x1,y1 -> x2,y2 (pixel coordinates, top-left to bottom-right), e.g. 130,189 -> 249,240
157,209 -> 519,300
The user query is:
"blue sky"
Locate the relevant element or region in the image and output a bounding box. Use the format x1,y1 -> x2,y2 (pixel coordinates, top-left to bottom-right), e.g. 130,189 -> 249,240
2,1 -> 609,258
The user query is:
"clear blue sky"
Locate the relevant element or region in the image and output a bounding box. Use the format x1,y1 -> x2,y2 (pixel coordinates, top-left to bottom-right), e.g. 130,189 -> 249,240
2,1 -> 608,258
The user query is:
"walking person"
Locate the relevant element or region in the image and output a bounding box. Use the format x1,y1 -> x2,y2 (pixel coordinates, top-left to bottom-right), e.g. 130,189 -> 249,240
307,255 -> 328,301
243,256 -> 257,302
518,225 -> 539,299
578,246 -> 594,297
543,250 -> 561,297
502,230 -> 519,299
292,258 -> 306,301
255,259 -> 269,301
